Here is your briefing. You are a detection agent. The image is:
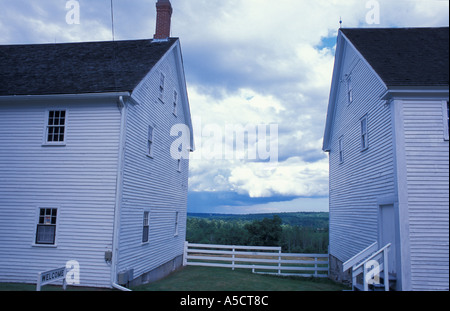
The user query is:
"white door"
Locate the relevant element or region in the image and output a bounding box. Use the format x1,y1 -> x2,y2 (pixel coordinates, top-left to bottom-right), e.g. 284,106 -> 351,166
379,204 -> 397,276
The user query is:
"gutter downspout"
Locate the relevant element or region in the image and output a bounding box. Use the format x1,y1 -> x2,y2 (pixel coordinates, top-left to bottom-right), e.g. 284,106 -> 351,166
111,95 -> 132,292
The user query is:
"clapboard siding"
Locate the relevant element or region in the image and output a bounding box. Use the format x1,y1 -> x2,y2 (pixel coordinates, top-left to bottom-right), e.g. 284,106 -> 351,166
0,99 -> 120,288
402,100 -> 449,290
117,44 -> 189,278
328,40 -> 395,263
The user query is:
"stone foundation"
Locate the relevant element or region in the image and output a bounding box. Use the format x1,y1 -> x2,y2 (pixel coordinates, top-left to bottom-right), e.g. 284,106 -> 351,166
128,255 -> 184,287
329,254 -> 352,286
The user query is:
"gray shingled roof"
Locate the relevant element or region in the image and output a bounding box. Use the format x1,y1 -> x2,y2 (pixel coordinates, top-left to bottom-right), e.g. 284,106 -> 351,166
341,27 -> 449,87
0,38 -> 178,96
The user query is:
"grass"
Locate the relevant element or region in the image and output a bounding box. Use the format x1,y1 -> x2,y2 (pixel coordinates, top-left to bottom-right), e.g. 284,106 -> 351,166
0,282 -> 110,291
132,266 -> 349,291
0,267 -> 349,291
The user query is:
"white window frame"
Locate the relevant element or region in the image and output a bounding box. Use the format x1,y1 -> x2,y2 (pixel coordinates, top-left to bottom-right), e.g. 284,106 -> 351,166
347,75 -> 353,105
443,101 -> 449,141
177,159 -> 182,172
361,115 -> 369,151
34,207 -> 58,247
158,73 -> 165,103
147,125 -> 155,158
338,136 -> 344,164
173,90 -> 178,116
43,109 -> 67,146
142,211 -> 150,244
174,211 -> 180,237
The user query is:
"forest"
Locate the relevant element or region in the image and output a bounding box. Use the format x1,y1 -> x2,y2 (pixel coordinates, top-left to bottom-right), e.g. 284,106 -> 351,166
186,212 -> 329,254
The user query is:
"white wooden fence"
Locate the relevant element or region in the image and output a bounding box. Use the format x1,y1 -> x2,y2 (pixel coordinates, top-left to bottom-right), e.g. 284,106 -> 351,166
183,242 -> 329,278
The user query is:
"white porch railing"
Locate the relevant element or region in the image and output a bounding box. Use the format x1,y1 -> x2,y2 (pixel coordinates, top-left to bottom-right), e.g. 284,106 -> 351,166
343,242 -> 391,291
183,242 -> 329,278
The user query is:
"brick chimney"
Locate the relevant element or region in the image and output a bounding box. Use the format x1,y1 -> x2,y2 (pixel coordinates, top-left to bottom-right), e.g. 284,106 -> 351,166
154,0 -> 173,40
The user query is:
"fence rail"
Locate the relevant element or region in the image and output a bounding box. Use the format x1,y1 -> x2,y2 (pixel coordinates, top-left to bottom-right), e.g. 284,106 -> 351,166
183,242 -> 329,278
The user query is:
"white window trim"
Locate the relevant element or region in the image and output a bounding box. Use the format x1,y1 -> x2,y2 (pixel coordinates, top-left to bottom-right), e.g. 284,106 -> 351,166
361,115 -> 369,151
142,210 -> 150,244
347,75 -> 353,105
338,136 -> 344,164
147,125 -> 155,158
42,109 -> 67,147
174,211 -> 180,237
32,206 -> 59,248
173,90 -> 178,117
443,100 -> 449,141
158,73 -> 165,103
177,159 -> 182,172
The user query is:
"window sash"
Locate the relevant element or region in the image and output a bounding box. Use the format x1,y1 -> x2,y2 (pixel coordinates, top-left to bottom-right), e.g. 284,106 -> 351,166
36,225 -> 56,245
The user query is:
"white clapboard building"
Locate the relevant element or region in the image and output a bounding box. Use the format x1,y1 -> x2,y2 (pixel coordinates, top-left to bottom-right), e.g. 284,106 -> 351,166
0,0 -> 194,289
323,27 -> 449,290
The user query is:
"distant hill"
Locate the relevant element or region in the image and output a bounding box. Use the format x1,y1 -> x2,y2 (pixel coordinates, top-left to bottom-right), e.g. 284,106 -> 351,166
187,212 -> 329,229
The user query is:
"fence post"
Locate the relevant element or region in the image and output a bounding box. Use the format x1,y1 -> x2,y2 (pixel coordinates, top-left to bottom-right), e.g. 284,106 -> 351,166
278,249 -> 281,275
183,241 -> 188,266
314,257 -> 318,277
232,247 -> 235,271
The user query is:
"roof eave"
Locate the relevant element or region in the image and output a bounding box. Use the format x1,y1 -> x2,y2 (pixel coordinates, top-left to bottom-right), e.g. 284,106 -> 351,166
381,86 -> 449,101
0,91 -> 131,102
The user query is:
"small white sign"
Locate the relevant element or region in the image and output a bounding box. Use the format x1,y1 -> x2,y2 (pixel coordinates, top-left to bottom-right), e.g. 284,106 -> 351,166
37,267 -> 67,291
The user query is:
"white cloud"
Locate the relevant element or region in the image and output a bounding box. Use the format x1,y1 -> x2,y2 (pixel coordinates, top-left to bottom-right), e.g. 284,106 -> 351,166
1,0 -> 448,209
228,157 -> 329,198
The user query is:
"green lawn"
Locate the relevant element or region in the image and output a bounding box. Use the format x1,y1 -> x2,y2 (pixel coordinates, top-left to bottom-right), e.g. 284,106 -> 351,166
0,266 -> 349,291
132,266 -> 349,291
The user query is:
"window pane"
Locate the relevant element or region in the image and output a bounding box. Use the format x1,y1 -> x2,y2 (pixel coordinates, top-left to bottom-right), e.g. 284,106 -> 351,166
142,226 -> 149,243
36,225 -> 56,244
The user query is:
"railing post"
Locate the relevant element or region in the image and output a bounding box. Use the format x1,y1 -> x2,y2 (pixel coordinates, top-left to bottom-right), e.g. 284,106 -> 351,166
383,247 -> 389,291
363,262 -> 368,291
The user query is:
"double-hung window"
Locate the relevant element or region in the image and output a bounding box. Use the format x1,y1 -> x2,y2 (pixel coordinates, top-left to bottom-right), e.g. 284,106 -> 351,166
338,136 -> 344,164
46,110 -> 66,144
147,126 -> 155,158
361,116 -> 369,151
159,73 -> 165,102
142,211 -> 150,243
36,208 -> 57,245
173,91 -> 178,116
174,211 -> 180,237
347,75 -> 353,104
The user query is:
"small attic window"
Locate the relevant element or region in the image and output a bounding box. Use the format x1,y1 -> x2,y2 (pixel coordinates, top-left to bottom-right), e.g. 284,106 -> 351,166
173,90 -> 178,116
347,75 -> 353,104
159,73 -> 165,102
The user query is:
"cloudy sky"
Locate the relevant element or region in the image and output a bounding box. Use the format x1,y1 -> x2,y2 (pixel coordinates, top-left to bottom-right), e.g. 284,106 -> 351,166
1,0 -> 448,214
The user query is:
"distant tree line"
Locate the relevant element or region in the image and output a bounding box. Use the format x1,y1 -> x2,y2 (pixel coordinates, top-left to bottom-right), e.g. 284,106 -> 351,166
186,215 -> 329,254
